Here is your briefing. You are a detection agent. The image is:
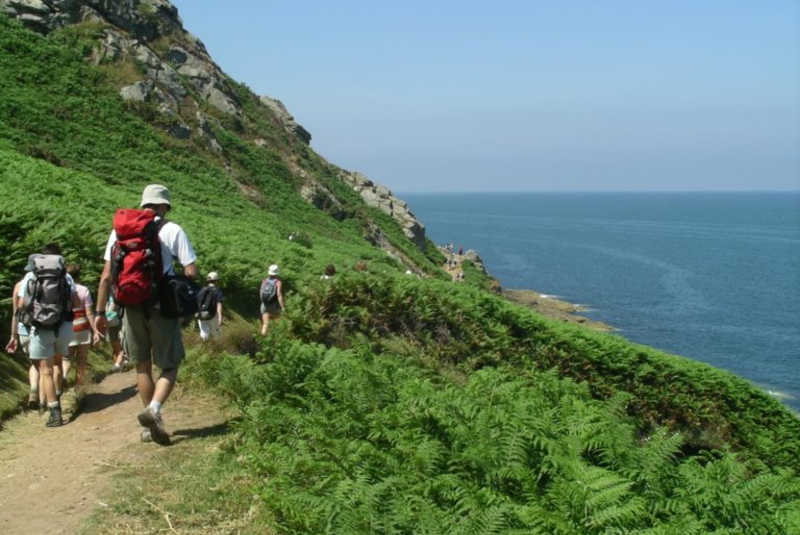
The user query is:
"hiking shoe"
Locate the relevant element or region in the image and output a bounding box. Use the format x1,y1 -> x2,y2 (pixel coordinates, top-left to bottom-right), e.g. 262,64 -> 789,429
27,392 -> 38,411
46,408 -> 63,427
137,408 -> 170,445
140,428 -> 152,443
110,364 -> 122,373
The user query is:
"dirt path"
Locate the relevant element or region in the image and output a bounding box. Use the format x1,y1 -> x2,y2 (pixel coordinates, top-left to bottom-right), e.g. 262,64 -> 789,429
0,370 -> 228,535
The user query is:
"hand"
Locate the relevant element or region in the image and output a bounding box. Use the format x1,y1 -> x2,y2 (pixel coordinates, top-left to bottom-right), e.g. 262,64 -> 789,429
95,315 -> 108,337
92,331 -> 102,346
5,337 -> 17,354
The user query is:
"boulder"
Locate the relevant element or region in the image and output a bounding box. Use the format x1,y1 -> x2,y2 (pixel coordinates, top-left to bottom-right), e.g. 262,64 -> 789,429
119,79 -> 154,102
260,96 -> 312,145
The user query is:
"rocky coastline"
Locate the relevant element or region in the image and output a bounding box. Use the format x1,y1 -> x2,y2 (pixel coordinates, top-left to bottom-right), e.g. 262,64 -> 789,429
439,245 -> 613,332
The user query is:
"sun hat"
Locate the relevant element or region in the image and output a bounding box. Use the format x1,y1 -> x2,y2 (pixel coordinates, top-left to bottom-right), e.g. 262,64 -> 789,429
206,271 -> 219,282
24,254 -> 36,272
268,264 -> 279,276
140,184 -> 171,207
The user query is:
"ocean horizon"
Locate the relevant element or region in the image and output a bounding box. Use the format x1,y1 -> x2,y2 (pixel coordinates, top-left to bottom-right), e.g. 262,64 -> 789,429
403,191 -> 800,411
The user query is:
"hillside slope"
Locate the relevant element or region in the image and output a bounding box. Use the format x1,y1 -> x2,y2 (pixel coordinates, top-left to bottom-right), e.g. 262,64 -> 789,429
1,3 -> 800,533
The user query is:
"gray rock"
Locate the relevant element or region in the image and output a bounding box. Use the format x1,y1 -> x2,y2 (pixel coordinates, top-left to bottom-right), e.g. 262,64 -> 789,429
170,122 -> 191,139
119,79 -> 154,102
205,86 -> 238,115
375,184 -> 391,198
260,96 -> 312,144
6,0 -> 49,14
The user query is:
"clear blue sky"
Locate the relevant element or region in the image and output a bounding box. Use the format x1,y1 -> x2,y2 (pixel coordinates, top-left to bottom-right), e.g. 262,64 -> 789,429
172,1 -> 798,192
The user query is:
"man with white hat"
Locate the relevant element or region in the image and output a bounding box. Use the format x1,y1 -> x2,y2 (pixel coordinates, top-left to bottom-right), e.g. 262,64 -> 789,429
95,184 -> 198,445
196,271 -> 224,341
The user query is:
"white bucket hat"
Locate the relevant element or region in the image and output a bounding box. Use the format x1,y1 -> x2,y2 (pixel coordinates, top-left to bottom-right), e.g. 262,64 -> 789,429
140,184 -> 171,207
206,271 -> 219,282
268,264 -> 279,276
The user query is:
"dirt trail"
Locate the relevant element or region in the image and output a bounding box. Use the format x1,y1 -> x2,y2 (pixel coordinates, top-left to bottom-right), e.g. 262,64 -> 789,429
0,370 -> 227,535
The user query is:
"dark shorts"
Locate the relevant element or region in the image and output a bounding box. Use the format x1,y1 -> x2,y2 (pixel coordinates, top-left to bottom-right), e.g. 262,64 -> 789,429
122,304 -> 184,370
260,300 -> 281,315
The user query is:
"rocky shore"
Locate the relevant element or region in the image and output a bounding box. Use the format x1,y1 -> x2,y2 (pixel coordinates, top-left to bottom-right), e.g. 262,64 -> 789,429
439,245 -> 612,332
502,288 -> 613,332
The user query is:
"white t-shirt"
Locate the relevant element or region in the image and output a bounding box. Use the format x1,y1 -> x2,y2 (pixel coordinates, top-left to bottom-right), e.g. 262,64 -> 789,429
103,218 -> 197,275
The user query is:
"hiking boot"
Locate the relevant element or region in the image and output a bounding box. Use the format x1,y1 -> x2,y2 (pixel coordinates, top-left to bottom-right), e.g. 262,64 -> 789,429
110,364 -> 122,373
140,428 -> 152,443
27,392 -> 38,411
46,407 -> 63,427
137,408 -> 170,445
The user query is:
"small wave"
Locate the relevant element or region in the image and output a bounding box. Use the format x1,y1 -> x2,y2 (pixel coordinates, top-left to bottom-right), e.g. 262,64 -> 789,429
766,389 -> 796,401
540,294 -> 559,299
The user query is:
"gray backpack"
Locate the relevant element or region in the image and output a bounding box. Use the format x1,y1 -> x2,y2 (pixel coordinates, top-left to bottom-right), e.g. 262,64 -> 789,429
20,254 -> 73,330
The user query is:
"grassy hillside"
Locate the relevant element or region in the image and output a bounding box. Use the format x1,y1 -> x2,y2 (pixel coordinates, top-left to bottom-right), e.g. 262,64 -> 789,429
2,12 -> 800,533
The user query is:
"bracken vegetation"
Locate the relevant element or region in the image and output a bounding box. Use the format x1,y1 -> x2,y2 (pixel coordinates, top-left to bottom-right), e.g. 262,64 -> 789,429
1,12 -> 799,533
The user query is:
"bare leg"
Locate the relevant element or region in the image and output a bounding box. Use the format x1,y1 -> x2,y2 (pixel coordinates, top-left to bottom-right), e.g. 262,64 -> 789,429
111,339 -> 125,367
136,360 -> 155,407
62,350 -> 73,382
53,354 -> 64,394
38,359 -> 57,404
260,313 -> 269,336
152,367 -> 178,404
28,363 -> 39,393
75,345 -> 89,393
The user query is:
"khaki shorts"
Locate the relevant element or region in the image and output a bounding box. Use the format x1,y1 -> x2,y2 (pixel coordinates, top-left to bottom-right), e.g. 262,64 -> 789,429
122,304 -> 184,370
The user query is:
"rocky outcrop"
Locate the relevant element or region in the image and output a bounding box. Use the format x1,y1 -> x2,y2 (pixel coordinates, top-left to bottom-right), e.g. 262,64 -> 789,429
340,170 -> 426,249
1,0 -> 429,256
260,96 -> 312,145
300,180 -> 349,221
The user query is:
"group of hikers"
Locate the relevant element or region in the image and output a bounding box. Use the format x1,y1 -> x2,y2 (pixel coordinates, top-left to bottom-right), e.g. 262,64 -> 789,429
3,184 -> 285,444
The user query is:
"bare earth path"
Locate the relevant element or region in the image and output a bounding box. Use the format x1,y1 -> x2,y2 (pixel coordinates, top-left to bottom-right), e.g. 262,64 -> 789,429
0,370 -> 228,534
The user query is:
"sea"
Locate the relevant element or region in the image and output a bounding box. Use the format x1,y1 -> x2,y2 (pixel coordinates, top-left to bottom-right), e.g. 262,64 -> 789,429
402,192 -> 800,411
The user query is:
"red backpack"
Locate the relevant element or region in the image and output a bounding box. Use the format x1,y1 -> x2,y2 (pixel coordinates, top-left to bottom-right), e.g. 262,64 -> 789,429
110,209 -> 164,306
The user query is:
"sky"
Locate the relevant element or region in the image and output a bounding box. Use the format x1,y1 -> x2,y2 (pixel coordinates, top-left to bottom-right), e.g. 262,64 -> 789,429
172,1 -> 799,193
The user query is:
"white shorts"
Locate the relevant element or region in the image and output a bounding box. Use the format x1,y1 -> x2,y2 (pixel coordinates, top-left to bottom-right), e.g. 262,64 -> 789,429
69,329 -> 92,347
197,318 -> 220,341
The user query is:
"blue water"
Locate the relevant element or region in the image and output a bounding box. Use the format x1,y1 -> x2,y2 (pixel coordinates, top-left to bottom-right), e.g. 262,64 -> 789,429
402,192 -> 800,410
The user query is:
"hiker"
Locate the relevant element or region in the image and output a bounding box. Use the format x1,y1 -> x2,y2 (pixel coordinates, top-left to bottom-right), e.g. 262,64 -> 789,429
320,264 -> 336,280
64,264 -> 100,400
5,256 -> 43,411
95,184 -> 198,445
259,264 -> 284,336
196,271 -> 223,341
104,296 -> 127,373
14,244 -> 76,427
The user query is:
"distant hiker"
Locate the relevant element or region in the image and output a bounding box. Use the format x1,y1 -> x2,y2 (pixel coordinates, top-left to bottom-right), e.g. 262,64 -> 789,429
259,264 -> 284,336
196,271 -> 224,341
458,246 -> 463,256
104,296 -> 127,373
5,256 -> 43,411
321,264 -> 336,280
15,244 -> 76,427
64,264 -> 100,400
95,184 -> 198,445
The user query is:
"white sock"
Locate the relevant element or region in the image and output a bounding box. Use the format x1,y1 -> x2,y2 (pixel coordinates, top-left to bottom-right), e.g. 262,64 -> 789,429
148,400 -> 162,414
48,401 -> 60,409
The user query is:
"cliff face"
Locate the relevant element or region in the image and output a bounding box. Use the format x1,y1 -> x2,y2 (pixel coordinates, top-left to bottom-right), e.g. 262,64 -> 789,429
0,0 -> 427,252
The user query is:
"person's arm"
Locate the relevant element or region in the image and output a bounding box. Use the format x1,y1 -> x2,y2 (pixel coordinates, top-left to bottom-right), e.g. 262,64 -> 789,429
94,261 -> 111,336
183,262 -> 197,280
277,280 -> 285,311
84,290 -> 100,345
216,299 -> 223,327
5,282 -> 20,354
